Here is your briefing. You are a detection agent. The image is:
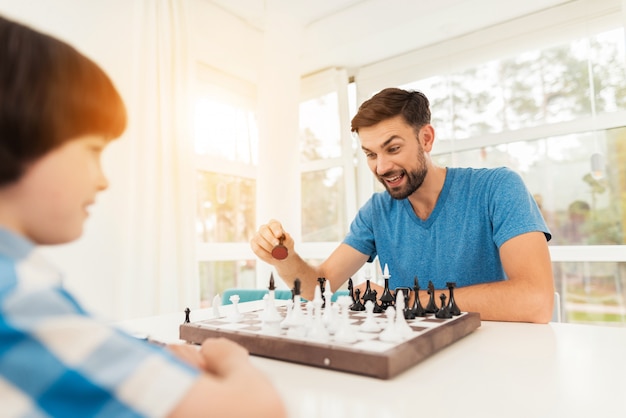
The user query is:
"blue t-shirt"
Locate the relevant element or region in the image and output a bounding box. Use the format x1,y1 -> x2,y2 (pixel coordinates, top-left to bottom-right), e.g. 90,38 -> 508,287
0,228 -> 199,417
343,167 -> 550,289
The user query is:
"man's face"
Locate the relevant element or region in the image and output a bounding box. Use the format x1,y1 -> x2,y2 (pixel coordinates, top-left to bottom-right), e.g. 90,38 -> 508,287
358,115 -> 428,200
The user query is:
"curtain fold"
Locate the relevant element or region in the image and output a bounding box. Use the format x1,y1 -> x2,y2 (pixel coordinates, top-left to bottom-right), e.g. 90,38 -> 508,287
120,0 -> 197,318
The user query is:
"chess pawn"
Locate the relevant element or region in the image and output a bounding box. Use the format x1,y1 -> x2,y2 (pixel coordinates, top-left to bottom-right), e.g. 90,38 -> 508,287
280,298 -> 294,328
307,293 -> 330,342
261,294 -> 282,335
261,288 -> 281,323
334,296 -> 358,343
360,301 -> 381,333
379,306 -> 401,343
350,288 -> 365,311
435,293 -> 453,319
371,289 -> 383,313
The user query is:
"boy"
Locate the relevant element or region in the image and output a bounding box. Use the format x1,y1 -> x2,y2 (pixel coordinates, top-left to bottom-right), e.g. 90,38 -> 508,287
0,15 -> 285,417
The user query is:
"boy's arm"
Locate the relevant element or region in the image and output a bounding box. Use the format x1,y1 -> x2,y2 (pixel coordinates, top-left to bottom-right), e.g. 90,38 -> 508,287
168,338 -> 287,418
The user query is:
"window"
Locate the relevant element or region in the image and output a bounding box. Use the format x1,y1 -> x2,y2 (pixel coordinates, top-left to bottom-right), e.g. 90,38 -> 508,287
193,64 -> 258,307
298,69 -> 357,251
355,4 -> 626,326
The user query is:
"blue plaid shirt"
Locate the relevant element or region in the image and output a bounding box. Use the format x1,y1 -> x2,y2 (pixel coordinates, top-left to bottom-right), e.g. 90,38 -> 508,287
0,228 -> 199,417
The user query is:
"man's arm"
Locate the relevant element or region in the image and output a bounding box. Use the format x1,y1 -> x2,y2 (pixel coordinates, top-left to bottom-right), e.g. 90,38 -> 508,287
168,338 -> 287,418
250,220 -> 368,300
422,231 -> 554,323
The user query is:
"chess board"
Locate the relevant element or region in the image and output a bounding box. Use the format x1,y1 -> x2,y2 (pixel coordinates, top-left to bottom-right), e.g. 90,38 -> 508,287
180,303 -> 481,379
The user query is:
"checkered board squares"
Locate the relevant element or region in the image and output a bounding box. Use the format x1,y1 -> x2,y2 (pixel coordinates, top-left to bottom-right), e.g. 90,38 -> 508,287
180,305 -> 480,379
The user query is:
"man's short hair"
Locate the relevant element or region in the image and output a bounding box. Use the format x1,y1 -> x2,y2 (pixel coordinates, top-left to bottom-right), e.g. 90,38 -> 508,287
351,87 -> 431,135
0,15 -> 127,186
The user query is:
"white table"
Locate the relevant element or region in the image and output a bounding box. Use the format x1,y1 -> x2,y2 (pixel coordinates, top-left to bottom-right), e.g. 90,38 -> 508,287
116,301 -> 626,418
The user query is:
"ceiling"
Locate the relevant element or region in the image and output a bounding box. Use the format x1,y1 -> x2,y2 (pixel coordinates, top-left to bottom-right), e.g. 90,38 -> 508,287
209,0 -> 574,75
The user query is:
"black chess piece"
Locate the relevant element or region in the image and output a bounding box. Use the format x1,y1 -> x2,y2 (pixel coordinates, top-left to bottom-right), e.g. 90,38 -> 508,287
446,282 -> 461,315
425,281 -> 438,314
371,289 -> 384,313
395,287 -> 414,319
268,273 -> 276,291
318,277 -> 327,308
435,293 -> 453,319
362,279 -> 376,304
350,288 -> 366,311
293,278 -> 302,303
379,275 -> 395,311
348,278 -> 355,304
411,277 -> 426,317
184,307 -> 191,323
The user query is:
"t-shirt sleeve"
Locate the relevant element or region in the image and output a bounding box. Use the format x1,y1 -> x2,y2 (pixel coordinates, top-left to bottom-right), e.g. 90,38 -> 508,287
343,197 -> 378,262
0,285 -> 199,418
489,168 -> 552,248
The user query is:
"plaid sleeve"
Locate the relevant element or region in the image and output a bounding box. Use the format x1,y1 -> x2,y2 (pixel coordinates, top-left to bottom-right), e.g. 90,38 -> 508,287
1,257 -> 199,418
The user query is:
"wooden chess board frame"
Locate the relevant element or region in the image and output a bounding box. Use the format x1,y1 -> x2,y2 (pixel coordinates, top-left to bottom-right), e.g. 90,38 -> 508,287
180,307 -> 481,379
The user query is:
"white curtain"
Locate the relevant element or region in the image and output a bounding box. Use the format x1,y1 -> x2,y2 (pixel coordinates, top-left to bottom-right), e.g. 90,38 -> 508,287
119,0 -> 197,318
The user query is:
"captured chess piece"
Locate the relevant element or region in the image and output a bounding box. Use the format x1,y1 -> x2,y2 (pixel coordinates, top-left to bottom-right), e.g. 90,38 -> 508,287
271,234 -> 288,260
435,293 -> 453,319
425,280 -> 438,314
411,277 -> 426,317
446,282 -> 461,316
184,307 -> 191,323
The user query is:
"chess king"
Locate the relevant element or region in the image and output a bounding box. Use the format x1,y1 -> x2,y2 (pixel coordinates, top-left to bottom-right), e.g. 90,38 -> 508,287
250,87 -> 554,324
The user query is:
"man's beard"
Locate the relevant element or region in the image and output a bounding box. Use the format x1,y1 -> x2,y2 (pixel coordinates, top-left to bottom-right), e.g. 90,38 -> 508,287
377,151 -> 428,200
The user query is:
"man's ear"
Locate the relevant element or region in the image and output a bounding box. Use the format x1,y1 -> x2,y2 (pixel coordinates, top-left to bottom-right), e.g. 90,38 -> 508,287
419,124 -> 436,152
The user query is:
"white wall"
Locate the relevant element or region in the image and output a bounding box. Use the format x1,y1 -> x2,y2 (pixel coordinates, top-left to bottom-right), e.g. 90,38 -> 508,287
0,0 -> 263,320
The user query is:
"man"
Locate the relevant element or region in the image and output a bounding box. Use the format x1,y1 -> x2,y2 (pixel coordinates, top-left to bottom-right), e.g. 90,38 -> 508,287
251,88 -> 554,324
0,15 -> 286,417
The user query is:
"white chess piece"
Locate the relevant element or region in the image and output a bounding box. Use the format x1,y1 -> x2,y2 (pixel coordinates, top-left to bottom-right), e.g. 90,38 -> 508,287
227,294 -> 243,323
380,306 -> 401,342
261,289 -> 281,323
326,304 -> 340,335
394,290 -> 413,338
307,287 -> 330,342
322,283 -> 335,326
280,298 -> 294,328
360,300 -> 381,333
334,296 -> 358,343
212,294 -> 222,318
261,294 -> 282,335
